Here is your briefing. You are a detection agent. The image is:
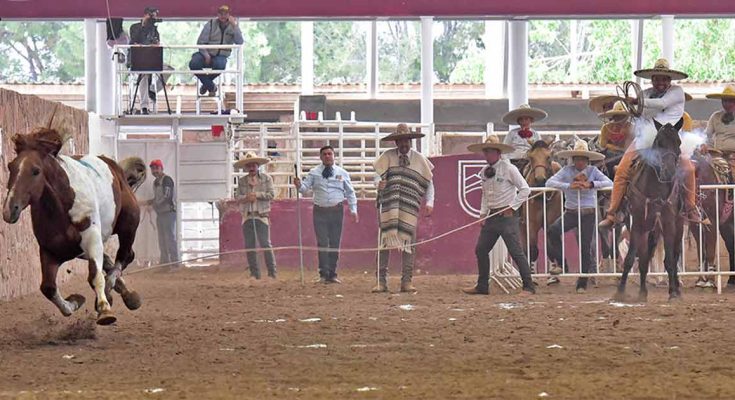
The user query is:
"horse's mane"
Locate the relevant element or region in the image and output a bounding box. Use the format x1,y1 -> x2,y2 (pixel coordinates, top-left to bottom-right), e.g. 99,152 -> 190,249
12,128 -> 69,156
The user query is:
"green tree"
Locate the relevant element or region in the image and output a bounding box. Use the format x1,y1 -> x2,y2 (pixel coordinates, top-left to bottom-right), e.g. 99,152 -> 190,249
378,20 -> 421,83
314,21 -> 366,85
433,20 -> 485,83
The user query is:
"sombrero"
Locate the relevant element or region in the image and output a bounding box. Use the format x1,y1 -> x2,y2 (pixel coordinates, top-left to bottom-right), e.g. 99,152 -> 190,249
706,85 -> 735,100
380,123 -> 425,142
234,151 -> 270,169
467,134 -> 515,154
588,95 -> 623,114
556,139 -> 605,161
598,101 -> 630,121
634,58 -> 688,80
501,104 -> 548,125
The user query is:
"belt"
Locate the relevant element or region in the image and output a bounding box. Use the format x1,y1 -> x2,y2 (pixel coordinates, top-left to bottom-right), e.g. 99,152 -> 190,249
488,207 -> 514,217
314,204 -> 343,210
566,207 -> 596,215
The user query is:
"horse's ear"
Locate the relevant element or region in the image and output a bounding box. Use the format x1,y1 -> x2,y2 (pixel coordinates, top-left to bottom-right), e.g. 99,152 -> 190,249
653,119 -> 662,131
674,117 -> 684,132
11,134 -> 27,154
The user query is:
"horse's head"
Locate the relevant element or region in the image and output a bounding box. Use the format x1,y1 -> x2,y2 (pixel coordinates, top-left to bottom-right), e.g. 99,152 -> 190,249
526,139 -> 554,183
650,118 -> 683,182
2,129 -> 64,224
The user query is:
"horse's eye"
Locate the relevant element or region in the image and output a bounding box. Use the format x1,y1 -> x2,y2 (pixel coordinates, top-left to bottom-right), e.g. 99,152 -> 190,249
31,167 -> 40,176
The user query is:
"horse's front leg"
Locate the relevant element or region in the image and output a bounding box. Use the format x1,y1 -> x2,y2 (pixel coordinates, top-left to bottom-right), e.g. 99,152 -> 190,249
80,227 -> 116,325
39,249 -> 85,316
614,226 -> 641,302
665,221 -> 684,300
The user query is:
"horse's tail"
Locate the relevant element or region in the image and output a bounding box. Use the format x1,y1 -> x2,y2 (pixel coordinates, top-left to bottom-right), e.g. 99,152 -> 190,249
119,157 -> 147,192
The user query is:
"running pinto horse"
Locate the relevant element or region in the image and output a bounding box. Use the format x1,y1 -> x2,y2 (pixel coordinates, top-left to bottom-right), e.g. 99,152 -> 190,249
2,127 -> 146,325
615,118 -> 685,302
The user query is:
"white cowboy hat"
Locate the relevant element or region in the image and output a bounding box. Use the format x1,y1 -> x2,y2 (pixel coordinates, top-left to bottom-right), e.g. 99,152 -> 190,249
556,139 -> 605,161
234,151 -> 270,169
467,134 -> 515,154
501,104 -> 548,125
598,100 -> 631,121
380,123 -> 425,142
588,95 -> 623,114
706,85 -> 735,100
634,58 -> 688,80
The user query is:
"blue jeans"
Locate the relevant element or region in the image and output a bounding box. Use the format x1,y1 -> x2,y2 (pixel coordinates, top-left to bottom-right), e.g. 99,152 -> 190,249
189,52 -> 228,91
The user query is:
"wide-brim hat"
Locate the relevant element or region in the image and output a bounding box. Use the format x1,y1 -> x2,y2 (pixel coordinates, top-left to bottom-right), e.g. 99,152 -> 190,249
598,100 -> 630,120
588,95 -> 623,114
706,85 -> 735,100
467,135 -> 515,154
556,139 -> 605,161
685,92 -> 693,102
234,151 -> 269,169
380,123 -> 425,142
502,104 -> 548,125
634,58 -> 688,80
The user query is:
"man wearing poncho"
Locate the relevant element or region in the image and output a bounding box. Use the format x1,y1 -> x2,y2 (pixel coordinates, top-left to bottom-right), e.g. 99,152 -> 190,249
372,124 -> 435,293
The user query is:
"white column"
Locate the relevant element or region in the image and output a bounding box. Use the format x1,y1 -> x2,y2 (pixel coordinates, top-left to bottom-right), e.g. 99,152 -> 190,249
661,15 -> 675,64
420,17 -> 434,125
508,20 -> 528,110
366,20 -> 378,98
95,22 -> 115,115
84,19 -> 97,112
631,19 -> 644,83
301,21 -> 314,95
484,20 -> 506,98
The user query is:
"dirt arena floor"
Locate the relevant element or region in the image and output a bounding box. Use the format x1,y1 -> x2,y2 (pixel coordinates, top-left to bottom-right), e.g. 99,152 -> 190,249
1,266 -> 735,399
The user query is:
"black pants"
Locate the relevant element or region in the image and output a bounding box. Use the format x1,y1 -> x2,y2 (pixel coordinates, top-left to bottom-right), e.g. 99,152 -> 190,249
475,214 -> 534,291
242,219 -> 276,278
313,205 -> 344,279
548,210 -> 596,288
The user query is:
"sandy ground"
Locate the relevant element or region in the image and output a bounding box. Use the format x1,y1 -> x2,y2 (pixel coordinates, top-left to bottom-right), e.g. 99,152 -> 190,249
1,266 -> 735,399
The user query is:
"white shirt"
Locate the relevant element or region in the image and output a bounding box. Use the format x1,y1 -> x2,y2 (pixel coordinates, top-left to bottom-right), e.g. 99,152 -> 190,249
479,159 -> 530,216
641,84 -> 685,126
503,127 -> 542,160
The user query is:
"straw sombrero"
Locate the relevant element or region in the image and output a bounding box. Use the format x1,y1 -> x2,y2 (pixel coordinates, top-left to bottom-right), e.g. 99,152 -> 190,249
501,104 -> 548,125
685,92 -> 693,102
234,151 -> 269,169
706,85 -> 735,100
588,95 -> 623,114
467,135 -> 515,154
380,123 -> 425,142
634,58 -> 688,80
555,139 -> 605,161
598,101 -> 630,121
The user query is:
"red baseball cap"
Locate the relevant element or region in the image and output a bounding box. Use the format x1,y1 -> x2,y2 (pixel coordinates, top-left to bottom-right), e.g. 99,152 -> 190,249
149,159 -> 164,168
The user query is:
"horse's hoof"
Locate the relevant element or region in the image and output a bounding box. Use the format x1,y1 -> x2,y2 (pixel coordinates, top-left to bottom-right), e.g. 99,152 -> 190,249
636,294 -> 648,303
65,294 -> 86,312
668,294 -> 683,302
122,291 -> 142,311
96,310 -> 117,326
612,292 -> 626,303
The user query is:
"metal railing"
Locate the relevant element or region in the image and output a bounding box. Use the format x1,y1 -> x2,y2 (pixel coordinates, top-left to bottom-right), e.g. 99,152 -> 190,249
112,44 -> 244,116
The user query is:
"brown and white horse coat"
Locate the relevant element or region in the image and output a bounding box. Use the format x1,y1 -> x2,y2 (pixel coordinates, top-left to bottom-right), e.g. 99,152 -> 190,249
2,128 -> 145,325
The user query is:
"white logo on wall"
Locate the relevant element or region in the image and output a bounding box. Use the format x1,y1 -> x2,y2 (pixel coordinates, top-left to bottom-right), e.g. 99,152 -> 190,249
458,160 -> 486,218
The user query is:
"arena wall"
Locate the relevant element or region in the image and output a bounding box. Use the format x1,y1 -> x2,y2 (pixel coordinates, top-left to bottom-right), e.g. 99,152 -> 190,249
0,89 -> 90,301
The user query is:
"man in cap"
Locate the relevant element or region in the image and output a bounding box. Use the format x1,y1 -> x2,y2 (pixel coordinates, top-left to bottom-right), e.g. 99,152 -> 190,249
545,140 -> 613,291
704,85 -> 735,154
501,104 -> 548,171
234,152 -> 276,279
189,5 -> 244,96
462,136 -> 535,296
142,159 -> 179,265
294,146 -> 358,284
599,58 -> 698,228
372,124 -> 434,293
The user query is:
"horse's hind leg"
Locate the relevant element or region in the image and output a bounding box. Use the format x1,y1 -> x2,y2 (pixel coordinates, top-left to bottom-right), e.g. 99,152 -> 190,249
40,249 -> 85,316
719,220 -> 735,286
111,222 -> 142,311
636,233 -> 656,303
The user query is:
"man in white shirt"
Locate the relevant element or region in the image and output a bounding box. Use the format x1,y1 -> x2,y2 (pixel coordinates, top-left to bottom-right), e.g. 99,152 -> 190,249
462,136 -> 535,295
501,104 -> 548,171
600,58 -> 698,228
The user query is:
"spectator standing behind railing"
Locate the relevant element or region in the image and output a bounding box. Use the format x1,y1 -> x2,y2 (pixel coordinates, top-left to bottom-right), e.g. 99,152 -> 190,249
545,140 -> 612,292
189,5 -> 244,97
129,6 -> 161,115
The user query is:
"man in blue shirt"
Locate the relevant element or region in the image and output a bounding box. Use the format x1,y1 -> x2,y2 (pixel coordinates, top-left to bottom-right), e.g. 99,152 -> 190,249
294,146 -> 358,283
545,140 -> 613,292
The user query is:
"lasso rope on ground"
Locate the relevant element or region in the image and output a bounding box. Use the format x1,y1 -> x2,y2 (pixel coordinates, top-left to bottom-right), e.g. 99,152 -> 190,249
127,192 -> 545,275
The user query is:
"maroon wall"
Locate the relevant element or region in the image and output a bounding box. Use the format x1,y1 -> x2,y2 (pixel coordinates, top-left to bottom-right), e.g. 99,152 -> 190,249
5,1 -> 732,19
220,153 -> 585,274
